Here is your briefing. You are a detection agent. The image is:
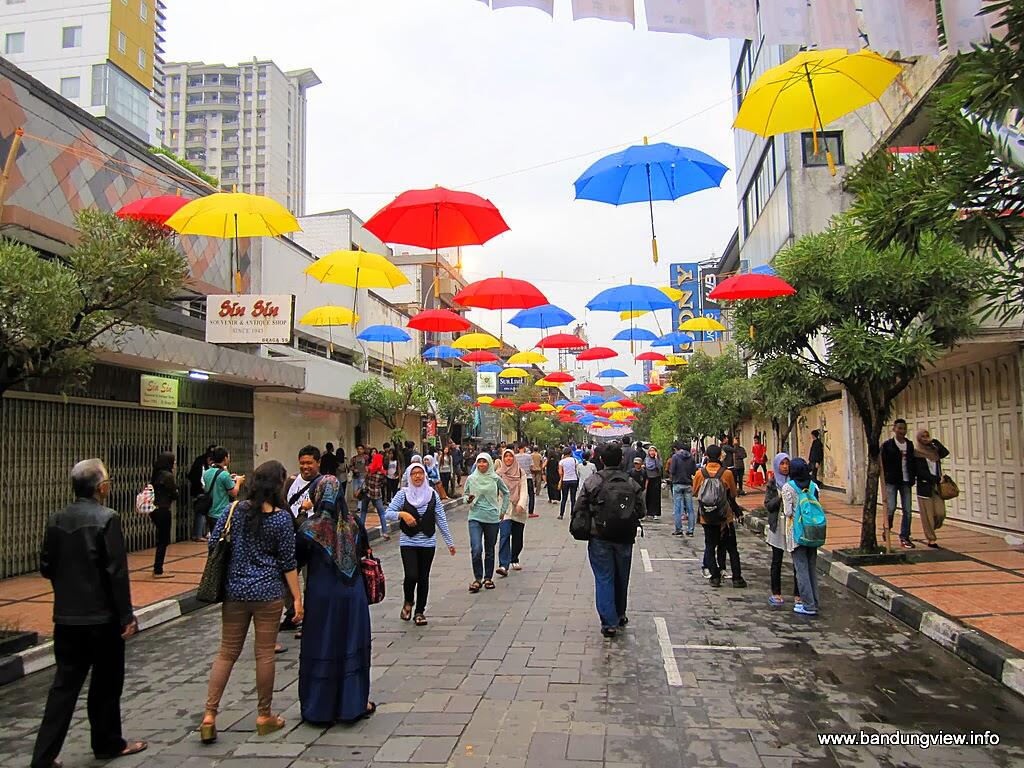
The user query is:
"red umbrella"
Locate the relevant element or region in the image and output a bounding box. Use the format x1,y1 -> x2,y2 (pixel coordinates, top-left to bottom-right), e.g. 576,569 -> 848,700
453,277 -> 547,310
636,351 -> 667,362
407,309 -> 470,333
461,350 -> 500,363
577,346 -> 617,361
490,397 -> 516,408
558,412 -> 578,422
618,398 -> 643,409
364,186 -> 510,249
116,195 -> 190,225
647,383 -> 665,392
709,273 -> 795,300
519,402 -> 540,412
537,333 -> 587,349
542,371 -> 574,383
577,382 -> 605,392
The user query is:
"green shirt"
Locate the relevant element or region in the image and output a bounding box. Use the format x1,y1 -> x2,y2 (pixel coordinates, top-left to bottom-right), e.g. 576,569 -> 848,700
202,466 -> 235,519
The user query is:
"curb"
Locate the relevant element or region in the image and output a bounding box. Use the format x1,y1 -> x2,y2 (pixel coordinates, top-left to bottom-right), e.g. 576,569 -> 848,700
739,512 -> 1024,698
0,499 -> 466,688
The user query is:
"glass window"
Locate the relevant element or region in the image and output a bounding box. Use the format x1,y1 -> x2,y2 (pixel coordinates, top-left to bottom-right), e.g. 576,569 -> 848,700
5,32 -> 25,54
801,131 -> 845,167
137,48 -> 146,69
62,26 -> 82,48
740,138 -> 781,237
60,76 -> 80,99
139,1 -> 148,21
117,31 -> 126,53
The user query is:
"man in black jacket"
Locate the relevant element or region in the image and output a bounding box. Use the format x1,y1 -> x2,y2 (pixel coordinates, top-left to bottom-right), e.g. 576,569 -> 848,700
668,444 -> 698,536
32,459 -> 146,768
808,430 -> 825,484
880,418 -> 916,548
572,443 -> 646,638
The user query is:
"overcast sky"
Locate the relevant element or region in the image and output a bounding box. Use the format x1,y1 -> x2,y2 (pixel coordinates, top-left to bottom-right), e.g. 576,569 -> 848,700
164,0 -> 739,380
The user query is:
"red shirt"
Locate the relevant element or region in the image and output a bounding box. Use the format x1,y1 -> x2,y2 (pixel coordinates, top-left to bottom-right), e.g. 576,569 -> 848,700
752,443 -> 767,464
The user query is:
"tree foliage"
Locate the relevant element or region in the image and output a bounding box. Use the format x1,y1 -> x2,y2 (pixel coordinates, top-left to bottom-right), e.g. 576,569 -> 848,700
732,215 -> 991,550
751,355 -> 826,453
349,361 -> 432,436
0,210 -> 189,395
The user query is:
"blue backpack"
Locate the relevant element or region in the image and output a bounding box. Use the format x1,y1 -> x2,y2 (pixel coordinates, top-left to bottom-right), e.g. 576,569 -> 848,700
789,480 -> 826,547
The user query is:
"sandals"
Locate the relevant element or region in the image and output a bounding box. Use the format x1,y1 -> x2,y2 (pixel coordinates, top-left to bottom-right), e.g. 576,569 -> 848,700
96,741 -> 147,759
400,603 -> 413,621
414,614 -> 428,626
511,563 -> 522,570
199,719 -> 217,744
483,579 -> 495,590
255,715 -> 285,736
495,567 -> 508,577
469,580 -> 482,593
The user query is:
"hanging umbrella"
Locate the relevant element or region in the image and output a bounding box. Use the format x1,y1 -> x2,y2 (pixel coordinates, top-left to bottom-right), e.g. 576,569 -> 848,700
423,345 -> 462,360
543,372 -> 574,383
618,399 -> 643,409
305,249 -> 411,327
536,333 -> 587,349
554,399 -> 570,407
709,273 -> 795,300
453,276 -> 547,310
509,303 -> 576,331
519,402 -> 541,412
356,324 -> 412,369
653,331 -> 695,347
602,401 -> 624,409
538,403 -> 557,412
613,328 -> 659,343
407,309 -> 471,333
452,332 -> 501,350
536,378 -> 562,388
581,396 -> 604,405
734,49 -> 902,176
664,387 -> 679,394
655,354 -> 690,367
576,347 -> 617,361
574,139 -> 728,264
577,382 -> 605,392
620,286 -> 684,320
478,396 -> 495,405
300,306 -> 359,356
117,194 -> 191,225
478,363 -> 503,373
461,350 -> 500,363
166,192 -> 300,293
588,283 -> 676,352
680,317 -> 726,333
597,368 -> 628,379
508,350 -> 547,365
751,264 -> 777,276
624,383 -> 650,393
564,403 -> 584,412
499,367 -> 530,378
636,351 -> 668,362
490,397 -> 516,408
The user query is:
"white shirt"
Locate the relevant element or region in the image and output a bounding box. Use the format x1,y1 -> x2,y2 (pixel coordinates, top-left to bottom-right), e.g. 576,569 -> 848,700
577,461 -> 596,485
288,475 -> 316,519
895,438 -> 910,482
559,457 -> 579,482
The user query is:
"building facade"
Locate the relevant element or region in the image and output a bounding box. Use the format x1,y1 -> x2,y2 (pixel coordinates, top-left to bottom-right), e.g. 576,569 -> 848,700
161,59 -> 320,214
0,0 -> 165,142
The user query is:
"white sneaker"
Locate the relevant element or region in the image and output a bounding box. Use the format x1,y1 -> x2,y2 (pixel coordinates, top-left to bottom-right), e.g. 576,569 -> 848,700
701,567 -> 711,579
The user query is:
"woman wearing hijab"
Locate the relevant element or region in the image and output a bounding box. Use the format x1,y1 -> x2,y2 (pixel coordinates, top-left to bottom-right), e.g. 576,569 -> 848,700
912,428 -> 950,548
423,454 -> 447,500
296,476 -> 375,724
643,446 -> 664,520
764,453 -> 799,607
495,448 -> 528,576
783,458 -> 820,616
543,449 -> 561,504
462,454 -> 510,592
401,453 -> 423,488
359,453 -> 389,541
149,451 -> 178,577
385,462 -> 456,625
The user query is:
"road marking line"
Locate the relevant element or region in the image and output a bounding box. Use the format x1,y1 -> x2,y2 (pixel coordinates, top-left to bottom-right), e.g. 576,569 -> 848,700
653,616 -> 683,687
640,548 -> 653,572
672,644 -> 761,652
650,557 -> 701,562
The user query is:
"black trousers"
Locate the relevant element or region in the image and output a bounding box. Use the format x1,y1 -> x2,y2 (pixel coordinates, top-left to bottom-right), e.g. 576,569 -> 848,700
32,623 -> 127,767
703,523 -> 742,580
734,465 -> 745,493
401,546 -> 436,614
150,507 -> 172,574
526,478 -> 536,515
770,545 -> 799,596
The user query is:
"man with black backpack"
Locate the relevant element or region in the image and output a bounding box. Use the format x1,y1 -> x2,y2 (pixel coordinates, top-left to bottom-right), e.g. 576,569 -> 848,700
569,443 -> 646,638
693,444 -> 746,589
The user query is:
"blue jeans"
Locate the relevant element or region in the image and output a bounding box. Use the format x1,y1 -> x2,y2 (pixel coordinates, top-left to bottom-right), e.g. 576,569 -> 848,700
671,484 -> 695,533
885,482 -> 913,540
468,520 -> 499,581
191,498 -> 207,539
792,546 -> 820,612
560,480 -> 578,517
359,496 -> 386,534
498,518 -> 525,568
587,538 -> 633,631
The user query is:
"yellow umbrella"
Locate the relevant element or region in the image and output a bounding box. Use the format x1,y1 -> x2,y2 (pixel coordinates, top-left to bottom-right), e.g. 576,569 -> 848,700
537,403 -> 556,412
452,332 -> 501,350
536,378 -> 561,388
499,367 -> 529,378
655,354 -> 689,367
508,350 -> 547,365
166,191 -> 301,293
619,286 -> 684,320
477,396 -> 495,405
680,317 -> 726,333
734,49 -> 902,175
602,401 -> 623,409
304,250 -> 409,289
299,305 -> 359,355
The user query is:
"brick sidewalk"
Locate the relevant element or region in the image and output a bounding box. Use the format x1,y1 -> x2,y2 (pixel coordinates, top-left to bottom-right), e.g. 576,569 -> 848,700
739,487 -> 1024,652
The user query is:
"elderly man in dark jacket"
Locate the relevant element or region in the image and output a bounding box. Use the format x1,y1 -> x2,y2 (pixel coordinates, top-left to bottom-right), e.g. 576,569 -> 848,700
32,459 -> 147,768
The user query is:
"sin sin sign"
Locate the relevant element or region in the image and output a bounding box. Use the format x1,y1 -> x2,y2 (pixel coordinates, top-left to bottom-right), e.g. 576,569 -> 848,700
205,294 -> 295,344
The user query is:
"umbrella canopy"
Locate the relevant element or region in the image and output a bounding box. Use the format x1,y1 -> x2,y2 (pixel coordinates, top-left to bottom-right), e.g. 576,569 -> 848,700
751,264 -> 777,276
537,403 -> 557,412
364,186 -> 510,249
499,367 -> 530,378
423,345 -> 463,360
543,372 -> 574,383
304,250 -> 410,289
620,286 -> 684,319
653,331 -> 695,347
636,351 -> 668,362
536,333 -> 587,349
519,402 -> 541,412
165,192 -> 300,238
535,378 -> 562,388
613,328 -> 659,342
508,303 -> 576,329
490,397 -> 516,408
656,354 -> 690,366
664,387 -> 679,393
407,309 -> 470,333
564,403 -> 584,411
576,346 -> 617,361
452,332 -> 501,350
577,382 -> 605,392
478,363 -> 503,373
734,49 -> 902,175
587,284 -> 675,313
357,324 -> 411,343
597,368 -> 628,379
709,273 -> 796,300
453,277 -> 547,310
581,395 -> 605,405
618,399 -> 643,409
554,399 -> 570,407
116,195 -> 191,225
299,306 -> 359,326
461,350 -> 500,363
624,383 -> 650,393
680,317 -> 727,333
558,412 -> 578,423
477,396 -> 495,404
602,401 -> 624,409
507,350 -> 547,365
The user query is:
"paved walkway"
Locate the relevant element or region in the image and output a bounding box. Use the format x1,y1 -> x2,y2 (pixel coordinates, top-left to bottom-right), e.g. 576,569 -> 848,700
738,487 -> 1024,652
0,495 -> 1021,767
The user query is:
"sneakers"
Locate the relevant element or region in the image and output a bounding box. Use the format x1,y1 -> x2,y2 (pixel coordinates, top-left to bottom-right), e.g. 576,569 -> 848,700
732,577 -> 748,588
701,567 -> 711,579
899,537 -> 916,549
511,563 -> 522,570
926,542 -> 939,549
709,576 -> 722,588
768,595 -> 784,606
686,530 -> 694,537
793,603 -> 818,615
618,616 -> 629,627
601,627 -> 617,638
673,530 -> 684,536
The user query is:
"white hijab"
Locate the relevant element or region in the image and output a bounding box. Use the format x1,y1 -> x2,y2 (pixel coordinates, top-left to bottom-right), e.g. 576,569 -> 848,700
404,462 -> 434,508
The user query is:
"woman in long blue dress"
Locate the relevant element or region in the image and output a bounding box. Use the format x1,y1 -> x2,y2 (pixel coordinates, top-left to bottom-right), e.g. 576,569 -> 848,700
296,475 -> 376,724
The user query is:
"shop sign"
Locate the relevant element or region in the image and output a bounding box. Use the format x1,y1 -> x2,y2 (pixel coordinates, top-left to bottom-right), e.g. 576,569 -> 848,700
205,294 -> 294,344
140,375 -> 179,409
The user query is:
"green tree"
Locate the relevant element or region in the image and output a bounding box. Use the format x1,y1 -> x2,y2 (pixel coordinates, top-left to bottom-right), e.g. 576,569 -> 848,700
349,362 -> 431,439
751,355 -> 826,453
733,215 -> 991,551
427,365 -> 474,437
673,349 -> 753,441
0,210 -> 188,396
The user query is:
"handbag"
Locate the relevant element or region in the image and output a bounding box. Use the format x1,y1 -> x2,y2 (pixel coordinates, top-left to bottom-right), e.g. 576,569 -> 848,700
360,548 -> 386,605
937,474 -> 960,501
196,502 -> 237,604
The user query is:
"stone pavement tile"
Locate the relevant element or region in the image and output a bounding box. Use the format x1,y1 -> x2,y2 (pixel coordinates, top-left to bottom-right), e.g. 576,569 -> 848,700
409,735 -> 459,762
566,732 -> 604,761
233,740 -> 307,757
374,735 -> 424,762
302,744 -> 377,763
291,760 -> 370,768
527,730 -> 569,762
216,759 -> 294,768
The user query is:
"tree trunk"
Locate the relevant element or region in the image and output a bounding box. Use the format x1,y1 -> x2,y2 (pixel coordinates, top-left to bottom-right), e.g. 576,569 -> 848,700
780,413 -> 798,454
858,409 -> 886,552
771,416 -> 781,453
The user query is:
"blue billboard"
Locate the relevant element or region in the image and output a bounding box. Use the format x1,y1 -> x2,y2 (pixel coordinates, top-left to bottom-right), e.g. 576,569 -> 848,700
669,262 -> 700,352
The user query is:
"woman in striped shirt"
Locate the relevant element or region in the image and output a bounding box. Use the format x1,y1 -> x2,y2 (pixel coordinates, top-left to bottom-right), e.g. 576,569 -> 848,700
384,462 -> 455,626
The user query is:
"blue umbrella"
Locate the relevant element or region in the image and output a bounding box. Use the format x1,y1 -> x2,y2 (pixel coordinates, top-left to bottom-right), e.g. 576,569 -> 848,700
564,403 -> 584,411
597,368 -> 628,379
357,324 -> 411,343
751,264 -> 776,276
663,387 -> 679,394
478,363 -> 503,373
652,331 -> 695,347
624,383 -> 650,393
508,303 -> 576,331
587,284 -> 675,313
574,140 -> 729,264
459,394 -> 473,401
614,327 -> 659,342
554,399 -> 570,407
581,395 -> 605,405
423,345 -> 462,360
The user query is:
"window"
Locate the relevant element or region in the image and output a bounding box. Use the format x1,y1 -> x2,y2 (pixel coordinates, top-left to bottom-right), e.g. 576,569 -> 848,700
801,131 -> 845,167
60,77 -> 81,99
117,31 -> 126,53
4,32 -> 24,54
137,48 -> 146,69
62,26 -> 82,48
139,2 -> 148,21
740,138 -> 784,237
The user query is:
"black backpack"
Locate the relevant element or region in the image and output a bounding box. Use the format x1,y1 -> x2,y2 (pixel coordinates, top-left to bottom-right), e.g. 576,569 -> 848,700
592,470 -> 640,540
193,468 -> 224,518
399,494 -> 436,537
697,466 -> 730,525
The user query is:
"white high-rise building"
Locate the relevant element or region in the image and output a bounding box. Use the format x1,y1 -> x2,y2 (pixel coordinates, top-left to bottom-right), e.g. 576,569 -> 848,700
0,0 -> 166,143
161,59 -> 320,215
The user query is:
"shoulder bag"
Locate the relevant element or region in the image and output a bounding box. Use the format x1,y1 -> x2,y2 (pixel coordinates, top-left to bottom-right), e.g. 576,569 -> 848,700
197,501 -> 238,604
937,474 -> 960,501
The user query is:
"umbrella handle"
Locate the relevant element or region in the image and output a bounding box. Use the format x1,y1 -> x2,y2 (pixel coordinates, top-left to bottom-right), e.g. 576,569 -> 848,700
651,237 -> 659,265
